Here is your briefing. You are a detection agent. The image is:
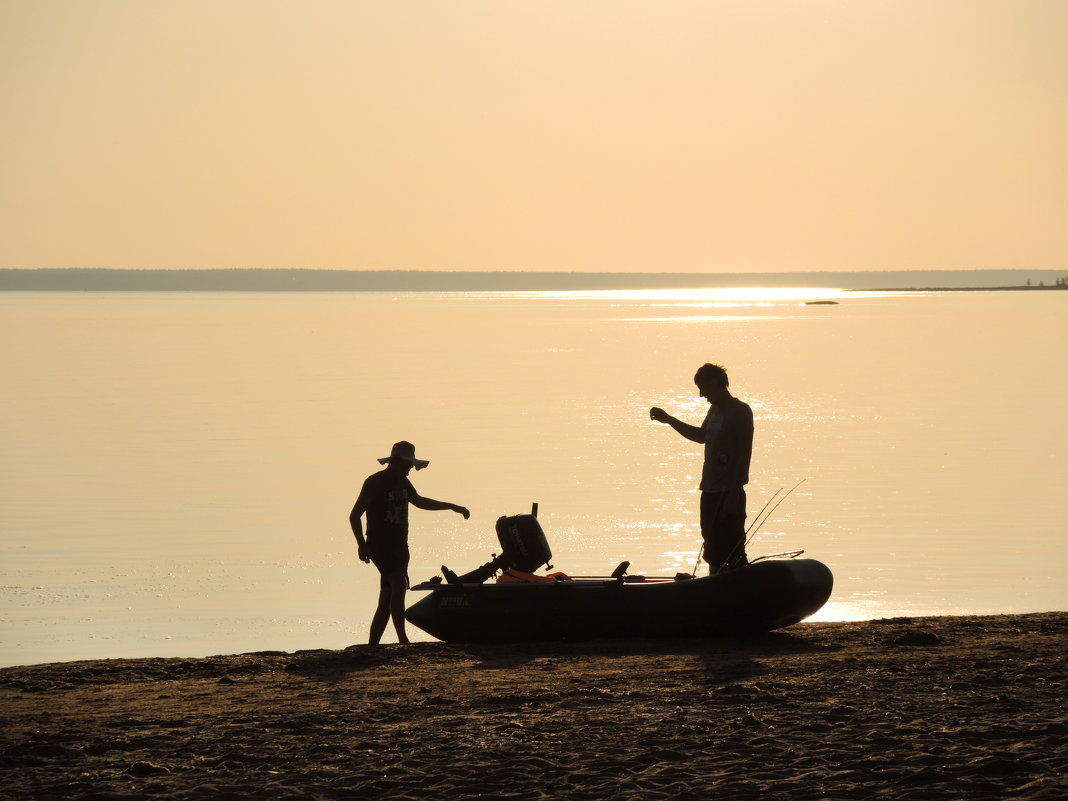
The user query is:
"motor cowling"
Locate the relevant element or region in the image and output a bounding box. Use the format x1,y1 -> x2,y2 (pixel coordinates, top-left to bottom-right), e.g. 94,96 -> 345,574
495,513 -> 552,573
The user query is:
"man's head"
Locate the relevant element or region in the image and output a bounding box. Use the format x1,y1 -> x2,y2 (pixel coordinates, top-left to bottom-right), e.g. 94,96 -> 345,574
695,363 -> 732,405
378,441 -> 429,471
694,363 -> 729,390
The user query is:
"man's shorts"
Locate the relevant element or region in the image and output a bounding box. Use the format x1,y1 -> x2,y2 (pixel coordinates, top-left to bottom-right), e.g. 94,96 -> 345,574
369,540 -> 410,577
700,489 -> 748,571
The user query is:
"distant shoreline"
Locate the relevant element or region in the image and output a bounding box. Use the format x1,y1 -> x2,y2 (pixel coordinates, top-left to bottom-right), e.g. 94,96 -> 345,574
1,267 -> 1065,293
851,284 -> 1067,292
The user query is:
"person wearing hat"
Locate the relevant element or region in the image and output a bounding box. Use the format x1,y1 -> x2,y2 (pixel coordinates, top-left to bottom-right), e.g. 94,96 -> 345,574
349,441 -> 470,644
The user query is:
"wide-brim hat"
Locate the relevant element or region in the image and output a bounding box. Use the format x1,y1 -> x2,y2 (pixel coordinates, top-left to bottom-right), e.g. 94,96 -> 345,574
378,440 -> 429,469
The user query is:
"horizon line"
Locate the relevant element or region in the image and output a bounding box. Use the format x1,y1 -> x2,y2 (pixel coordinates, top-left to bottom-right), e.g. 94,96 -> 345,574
2,267 -> 1065,293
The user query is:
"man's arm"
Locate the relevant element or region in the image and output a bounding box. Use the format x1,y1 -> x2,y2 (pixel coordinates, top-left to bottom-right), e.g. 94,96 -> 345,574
349,486 -> 371,563
650,407 -> 704,443
410,491 -> 471,519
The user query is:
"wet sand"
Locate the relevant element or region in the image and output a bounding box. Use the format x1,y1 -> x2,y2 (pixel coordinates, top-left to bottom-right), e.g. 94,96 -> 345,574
1,612 -> 1065,800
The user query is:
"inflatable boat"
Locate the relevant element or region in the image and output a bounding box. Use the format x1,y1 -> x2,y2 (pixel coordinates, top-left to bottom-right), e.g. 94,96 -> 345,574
405,510 -> 833,643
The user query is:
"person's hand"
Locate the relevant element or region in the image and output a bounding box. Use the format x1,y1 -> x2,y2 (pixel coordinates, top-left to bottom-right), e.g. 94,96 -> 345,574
454,505 -> 471,520
357,543 -> 370,563
650,407 -> 669,424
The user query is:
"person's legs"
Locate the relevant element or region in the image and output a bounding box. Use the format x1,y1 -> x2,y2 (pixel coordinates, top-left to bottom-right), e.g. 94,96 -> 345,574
701,490 -> 749,572
368,571 -> 410,644
385,570 -> 410,644
368,573 -> 391,644
721,487 -> 748,570
700,491 -> 725,573
368,545 -> 411,644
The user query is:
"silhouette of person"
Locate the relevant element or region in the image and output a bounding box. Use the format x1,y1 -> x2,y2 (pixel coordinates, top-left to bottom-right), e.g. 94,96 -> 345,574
650,363 -> 754,573
349,441 -> 470,644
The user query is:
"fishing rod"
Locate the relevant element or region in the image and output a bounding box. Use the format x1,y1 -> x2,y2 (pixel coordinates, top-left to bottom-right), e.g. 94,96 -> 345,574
707,478 -> 807,575
746,486 -> 784,535
743,477 -> 807,550
692,485 -> 783,576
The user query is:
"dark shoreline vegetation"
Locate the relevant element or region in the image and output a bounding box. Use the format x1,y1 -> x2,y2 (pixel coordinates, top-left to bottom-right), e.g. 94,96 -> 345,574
1,267 -> 1066,293
857,284 -> 1067,292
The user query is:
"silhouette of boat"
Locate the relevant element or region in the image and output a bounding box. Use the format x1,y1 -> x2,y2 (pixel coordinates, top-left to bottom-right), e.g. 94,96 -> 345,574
405,510 -> 833,643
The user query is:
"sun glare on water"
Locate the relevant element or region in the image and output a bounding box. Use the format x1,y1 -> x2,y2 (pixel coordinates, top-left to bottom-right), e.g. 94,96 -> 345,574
532,287 -> 849,305
489,286 -> 850,309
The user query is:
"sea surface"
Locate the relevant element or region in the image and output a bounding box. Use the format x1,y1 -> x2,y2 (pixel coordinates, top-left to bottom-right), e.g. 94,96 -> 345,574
1,287 -> 1065,666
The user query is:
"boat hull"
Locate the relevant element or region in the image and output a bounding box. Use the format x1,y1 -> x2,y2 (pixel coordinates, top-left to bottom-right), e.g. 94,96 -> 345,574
405,558 -> 833,643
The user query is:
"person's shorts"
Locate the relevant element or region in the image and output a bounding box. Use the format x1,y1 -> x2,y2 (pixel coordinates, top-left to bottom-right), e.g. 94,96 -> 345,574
700,489 -> 748,571
369,542 -> 410,577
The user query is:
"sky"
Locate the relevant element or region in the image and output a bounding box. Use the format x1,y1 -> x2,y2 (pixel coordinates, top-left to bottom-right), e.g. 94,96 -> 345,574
1,1 -> 1066,273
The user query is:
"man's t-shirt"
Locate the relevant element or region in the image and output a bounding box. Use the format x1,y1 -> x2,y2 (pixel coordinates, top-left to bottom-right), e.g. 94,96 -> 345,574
361,470 -> 413,552
700,397 -> 754,492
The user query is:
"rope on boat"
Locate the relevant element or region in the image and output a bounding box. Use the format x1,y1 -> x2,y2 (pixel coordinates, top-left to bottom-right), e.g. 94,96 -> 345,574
749,550 -> 805,563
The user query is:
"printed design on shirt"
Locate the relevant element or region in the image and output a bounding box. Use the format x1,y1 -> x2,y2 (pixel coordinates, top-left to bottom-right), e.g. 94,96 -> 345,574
384,485 -> 409,529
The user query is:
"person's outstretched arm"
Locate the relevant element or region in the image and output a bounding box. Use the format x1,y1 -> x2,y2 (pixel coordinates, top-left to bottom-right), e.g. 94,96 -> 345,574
650,407 -> 704,443
410,492 -> 471,519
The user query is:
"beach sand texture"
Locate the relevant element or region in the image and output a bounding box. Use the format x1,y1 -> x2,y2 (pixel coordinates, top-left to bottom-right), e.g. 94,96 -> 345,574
1,613 -> 1064,800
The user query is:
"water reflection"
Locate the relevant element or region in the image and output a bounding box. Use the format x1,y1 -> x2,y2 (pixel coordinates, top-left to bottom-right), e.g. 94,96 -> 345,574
499,287 -> 848,303
2,289 -> 1065,663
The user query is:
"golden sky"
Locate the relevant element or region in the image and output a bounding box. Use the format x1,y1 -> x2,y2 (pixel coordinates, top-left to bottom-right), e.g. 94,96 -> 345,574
2,1 -> 1065,272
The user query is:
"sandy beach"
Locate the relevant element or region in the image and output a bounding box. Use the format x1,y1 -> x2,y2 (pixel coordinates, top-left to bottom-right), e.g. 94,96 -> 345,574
1,612 -> 1064,800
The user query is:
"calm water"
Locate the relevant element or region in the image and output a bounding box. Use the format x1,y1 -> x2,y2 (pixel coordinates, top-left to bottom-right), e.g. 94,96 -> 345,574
1,288 -> 1065,666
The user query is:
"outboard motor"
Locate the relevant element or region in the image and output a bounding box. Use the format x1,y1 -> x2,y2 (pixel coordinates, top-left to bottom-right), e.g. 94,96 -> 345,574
443,503 -> 553,584
495,512 -> 552,573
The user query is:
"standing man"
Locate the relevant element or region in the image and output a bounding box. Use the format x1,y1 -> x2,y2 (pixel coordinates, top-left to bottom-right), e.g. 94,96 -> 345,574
349,441 -> 470,644
650,363 -> 754,573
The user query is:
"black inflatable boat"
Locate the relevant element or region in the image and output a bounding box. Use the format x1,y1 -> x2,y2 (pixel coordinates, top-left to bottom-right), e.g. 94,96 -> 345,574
405,509 -> 833,643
